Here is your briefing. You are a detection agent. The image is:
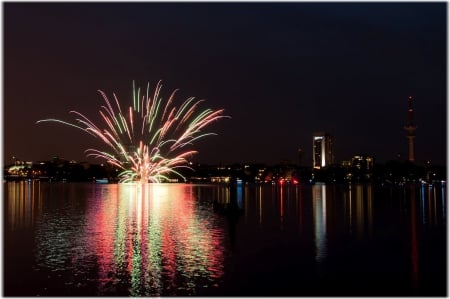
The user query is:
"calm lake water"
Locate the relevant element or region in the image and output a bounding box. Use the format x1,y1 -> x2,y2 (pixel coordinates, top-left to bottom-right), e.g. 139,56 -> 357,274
3,181 -> 447,296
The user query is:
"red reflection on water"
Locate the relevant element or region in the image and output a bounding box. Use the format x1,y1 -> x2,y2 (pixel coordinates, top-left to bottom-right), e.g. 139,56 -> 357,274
84,184 -> 119,286
84,183 -> 225,295
410,185 -> 419,288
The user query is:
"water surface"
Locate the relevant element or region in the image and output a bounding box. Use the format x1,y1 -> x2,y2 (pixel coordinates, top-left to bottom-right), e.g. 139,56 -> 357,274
4,181 -> 446,296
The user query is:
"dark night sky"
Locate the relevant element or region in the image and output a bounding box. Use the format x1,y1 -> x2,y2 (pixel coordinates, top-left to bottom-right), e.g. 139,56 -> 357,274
3,2 -> 447,166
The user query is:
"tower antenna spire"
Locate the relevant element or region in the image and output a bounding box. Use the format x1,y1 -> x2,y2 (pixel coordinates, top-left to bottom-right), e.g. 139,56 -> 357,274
404,96 -> 417,162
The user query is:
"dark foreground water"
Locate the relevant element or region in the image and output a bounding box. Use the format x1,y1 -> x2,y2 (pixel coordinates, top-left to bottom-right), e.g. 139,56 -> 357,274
3,181 -> 447,296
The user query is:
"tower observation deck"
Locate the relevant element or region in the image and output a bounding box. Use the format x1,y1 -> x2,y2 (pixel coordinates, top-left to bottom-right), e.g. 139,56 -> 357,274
404,96 -> 417,162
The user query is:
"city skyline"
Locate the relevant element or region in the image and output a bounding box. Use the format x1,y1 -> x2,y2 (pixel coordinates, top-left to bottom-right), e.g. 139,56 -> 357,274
4,2 -> 447,166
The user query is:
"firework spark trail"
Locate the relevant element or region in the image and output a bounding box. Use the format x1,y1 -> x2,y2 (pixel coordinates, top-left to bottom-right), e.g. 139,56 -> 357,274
37,81 -> 230,183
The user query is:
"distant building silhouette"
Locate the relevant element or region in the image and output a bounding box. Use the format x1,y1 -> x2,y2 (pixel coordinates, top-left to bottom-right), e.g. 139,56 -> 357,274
351,155 -> 374,172
313,132 -> 334,169
404,96 -> 417,162
350,154 -> 374,181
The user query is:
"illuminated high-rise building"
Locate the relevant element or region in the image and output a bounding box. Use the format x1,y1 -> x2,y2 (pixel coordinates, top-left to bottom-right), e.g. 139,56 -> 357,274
351,155 -> 374,172
313,132 -> 334,169
404,96 -> 417,162
351,154 -> 374,180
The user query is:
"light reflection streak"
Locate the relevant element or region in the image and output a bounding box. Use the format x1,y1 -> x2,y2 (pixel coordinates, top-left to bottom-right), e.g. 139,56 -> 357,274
418,184 -> 445,225
280,185 -> 284,221
258,185 -> 263,225
349,185 -> 353,235
427,187 -> 432,226
7,182 -> 446,295
355,184 -> 364,239
298,185 -> 303,234
6,181 -> 42,231
312,184 -> 327,263
367,184 -> 373,237
420,185 -> 426,224
343,184 -> 373,239
237,181 -> 243,210
433,188 -> 437,225
409,185 -> 419,288
287,185 -> 291,216
84,183 -> 225,295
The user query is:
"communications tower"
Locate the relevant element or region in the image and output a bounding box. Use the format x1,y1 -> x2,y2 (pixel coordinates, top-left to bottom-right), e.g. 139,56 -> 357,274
404,96 -> 417,162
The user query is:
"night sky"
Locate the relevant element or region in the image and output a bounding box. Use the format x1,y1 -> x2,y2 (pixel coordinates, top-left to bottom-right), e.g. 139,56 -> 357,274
3,2 -> 447,166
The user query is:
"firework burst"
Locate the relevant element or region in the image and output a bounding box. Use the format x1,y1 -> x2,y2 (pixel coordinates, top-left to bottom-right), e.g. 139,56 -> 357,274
37,81 -> 229,183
